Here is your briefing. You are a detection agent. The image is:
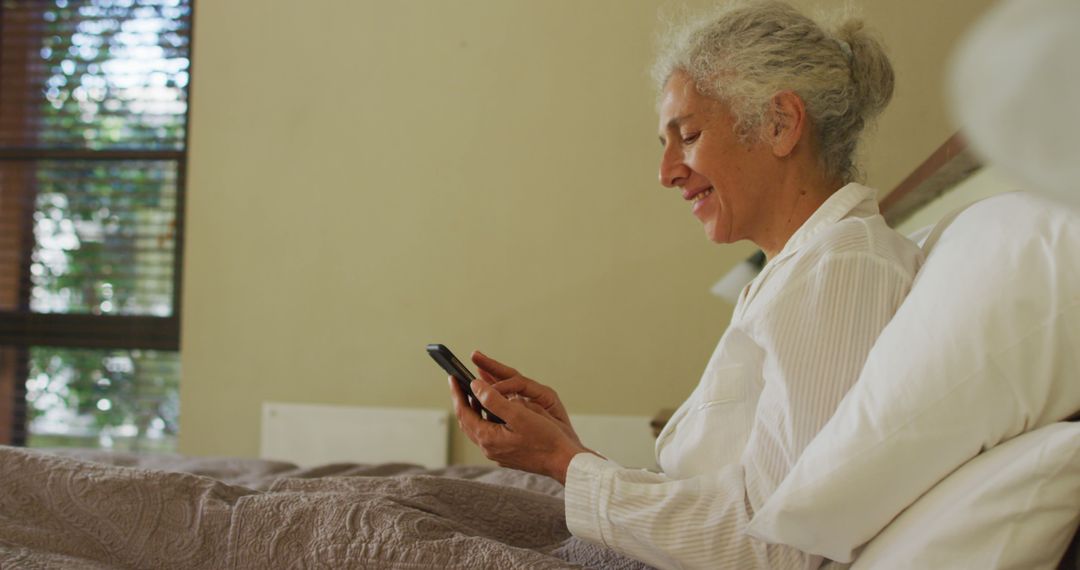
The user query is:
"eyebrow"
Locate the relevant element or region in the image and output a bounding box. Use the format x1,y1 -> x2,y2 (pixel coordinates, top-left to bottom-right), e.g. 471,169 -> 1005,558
658,113 -> 694,145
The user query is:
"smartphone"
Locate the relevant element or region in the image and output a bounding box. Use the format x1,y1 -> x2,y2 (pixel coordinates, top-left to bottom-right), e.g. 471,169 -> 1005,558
426,343 -> 505,424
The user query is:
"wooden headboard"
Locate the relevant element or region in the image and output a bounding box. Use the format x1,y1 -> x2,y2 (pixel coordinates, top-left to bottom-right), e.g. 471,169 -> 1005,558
880,132 -> 982,226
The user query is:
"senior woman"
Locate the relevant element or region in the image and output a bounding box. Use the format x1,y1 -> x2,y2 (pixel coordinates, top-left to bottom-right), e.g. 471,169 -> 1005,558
452,1 -> 923,568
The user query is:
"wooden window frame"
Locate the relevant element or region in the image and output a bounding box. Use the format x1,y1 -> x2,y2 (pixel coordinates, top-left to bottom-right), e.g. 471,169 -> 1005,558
0,1 -> 193,445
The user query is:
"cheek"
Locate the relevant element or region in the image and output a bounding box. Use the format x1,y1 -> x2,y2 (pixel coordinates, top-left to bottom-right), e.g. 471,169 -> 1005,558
684,151 -> 711,180
686,143 -> 727,182
707,189 -> 737,229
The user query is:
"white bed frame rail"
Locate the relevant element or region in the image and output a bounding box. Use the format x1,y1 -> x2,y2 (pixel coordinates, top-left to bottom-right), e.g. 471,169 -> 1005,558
260,402 -> 449,468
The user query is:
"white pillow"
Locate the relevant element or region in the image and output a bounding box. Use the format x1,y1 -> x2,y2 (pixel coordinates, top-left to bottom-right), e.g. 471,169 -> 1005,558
853,422 -> 1080,570
746,192 -> 1080,562
950,0 -> 1080,206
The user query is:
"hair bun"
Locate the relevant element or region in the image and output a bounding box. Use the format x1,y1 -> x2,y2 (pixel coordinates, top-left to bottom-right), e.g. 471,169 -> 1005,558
835,18 -> 894,121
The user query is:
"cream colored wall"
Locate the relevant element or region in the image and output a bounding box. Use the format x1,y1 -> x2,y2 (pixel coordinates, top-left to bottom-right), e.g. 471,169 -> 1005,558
181,0 -> 996,464
834,0 -> 998,195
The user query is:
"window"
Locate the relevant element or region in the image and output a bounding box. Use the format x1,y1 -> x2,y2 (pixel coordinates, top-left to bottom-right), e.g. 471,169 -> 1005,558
0,0 -> 191,451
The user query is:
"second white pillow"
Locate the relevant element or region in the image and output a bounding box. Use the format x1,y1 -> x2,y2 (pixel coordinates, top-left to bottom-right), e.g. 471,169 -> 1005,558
746,192 -> 1080,562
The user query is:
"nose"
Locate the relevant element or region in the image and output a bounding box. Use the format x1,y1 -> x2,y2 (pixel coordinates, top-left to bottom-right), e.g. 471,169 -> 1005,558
659,142 -> 689,188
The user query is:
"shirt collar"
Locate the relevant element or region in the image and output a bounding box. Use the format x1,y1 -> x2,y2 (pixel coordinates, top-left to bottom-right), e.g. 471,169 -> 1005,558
769,182 -> 880,263
732,183 -> 881,317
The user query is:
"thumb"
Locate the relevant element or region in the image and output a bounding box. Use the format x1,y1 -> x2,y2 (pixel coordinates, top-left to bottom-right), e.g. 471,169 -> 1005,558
470,378 -> 524,427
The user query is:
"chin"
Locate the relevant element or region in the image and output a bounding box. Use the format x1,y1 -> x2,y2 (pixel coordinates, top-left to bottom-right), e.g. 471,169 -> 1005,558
703,224 -> 731,244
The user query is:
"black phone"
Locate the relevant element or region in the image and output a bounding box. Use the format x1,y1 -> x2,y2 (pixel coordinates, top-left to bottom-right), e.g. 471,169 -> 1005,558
426,343 -> 505,424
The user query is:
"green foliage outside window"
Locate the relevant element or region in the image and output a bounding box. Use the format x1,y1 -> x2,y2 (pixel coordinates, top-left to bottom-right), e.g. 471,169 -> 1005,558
27,347 -> 179,452
11,0 -> 191,452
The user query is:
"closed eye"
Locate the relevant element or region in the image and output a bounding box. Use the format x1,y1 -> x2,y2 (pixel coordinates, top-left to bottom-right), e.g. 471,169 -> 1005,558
681,132 -> 701,144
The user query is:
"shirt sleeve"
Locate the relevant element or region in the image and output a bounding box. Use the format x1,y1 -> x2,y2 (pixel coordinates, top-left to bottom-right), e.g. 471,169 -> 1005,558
564,252 -> 915,570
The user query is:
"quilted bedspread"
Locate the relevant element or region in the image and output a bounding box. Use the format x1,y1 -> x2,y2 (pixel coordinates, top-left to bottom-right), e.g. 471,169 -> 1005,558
0,446 -> 654,569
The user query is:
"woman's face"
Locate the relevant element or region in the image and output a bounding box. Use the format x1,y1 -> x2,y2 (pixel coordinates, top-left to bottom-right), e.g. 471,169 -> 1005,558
658,71 -> 776,244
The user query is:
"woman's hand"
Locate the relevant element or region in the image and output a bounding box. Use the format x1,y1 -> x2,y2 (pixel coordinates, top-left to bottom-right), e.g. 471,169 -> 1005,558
449,351 -> 592,484
471,351 -> 582,447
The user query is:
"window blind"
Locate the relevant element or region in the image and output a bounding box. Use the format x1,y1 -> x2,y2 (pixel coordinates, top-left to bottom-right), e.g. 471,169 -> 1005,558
0,0 -> 191,450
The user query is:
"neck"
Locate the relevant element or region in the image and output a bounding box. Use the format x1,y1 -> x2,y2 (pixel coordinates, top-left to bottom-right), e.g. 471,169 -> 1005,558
756,171 -> 843,260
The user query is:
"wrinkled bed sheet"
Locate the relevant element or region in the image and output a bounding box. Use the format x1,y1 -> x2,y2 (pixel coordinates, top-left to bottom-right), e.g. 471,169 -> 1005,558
0,446 -> 654,569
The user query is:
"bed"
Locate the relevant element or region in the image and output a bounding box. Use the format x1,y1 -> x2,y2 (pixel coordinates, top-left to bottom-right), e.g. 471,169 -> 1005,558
0,446 -> 653,569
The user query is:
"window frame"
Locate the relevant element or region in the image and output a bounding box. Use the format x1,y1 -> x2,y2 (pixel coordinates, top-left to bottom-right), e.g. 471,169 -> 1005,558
0,0 -> 194,446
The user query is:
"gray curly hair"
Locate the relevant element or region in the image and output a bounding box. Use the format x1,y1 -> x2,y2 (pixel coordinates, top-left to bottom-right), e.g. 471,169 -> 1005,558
652,0 -> 894,184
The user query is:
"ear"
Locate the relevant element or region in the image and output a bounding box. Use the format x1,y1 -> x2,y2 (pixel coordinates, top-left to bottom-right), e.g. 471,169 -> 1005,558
764,91 -> 807,158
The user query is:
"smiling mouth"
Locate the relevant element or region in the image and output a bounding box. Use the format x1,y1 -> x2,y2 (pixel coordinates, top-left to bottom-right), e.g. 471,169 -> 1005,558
690,188 -> 714,203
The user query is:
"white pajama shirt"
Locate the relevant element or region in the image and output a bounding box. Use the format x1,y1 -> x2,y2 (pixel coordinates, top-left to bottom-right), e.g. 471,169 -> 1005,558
564,183 -> 924,569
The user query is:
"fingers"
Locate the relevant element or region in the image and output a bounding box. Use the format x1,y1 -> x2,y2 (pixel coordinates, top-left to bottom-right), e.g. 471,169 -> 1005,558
475,367 -> 498,386
470,378 -> 517,425
470,352 -> 558,408
490,377 -> 546,400
448,376 -> 477,421
450,377 -> 499,441
523,400 -> 558,422
447,375 -> 482,414
471,350 -> 518,381
490,377 -> 529,396
489,376 -> 559,411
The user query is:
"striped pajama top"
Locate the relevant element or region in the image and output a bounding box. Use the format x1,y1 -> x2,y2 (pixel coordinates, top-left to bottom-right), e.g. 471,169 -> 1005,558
564,183 -> 924,569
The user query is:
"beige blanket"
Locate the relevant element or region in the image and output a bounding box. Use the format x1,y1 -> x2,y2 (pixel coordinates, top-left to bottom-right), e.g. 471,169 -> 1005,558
0,447 -> 654,569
